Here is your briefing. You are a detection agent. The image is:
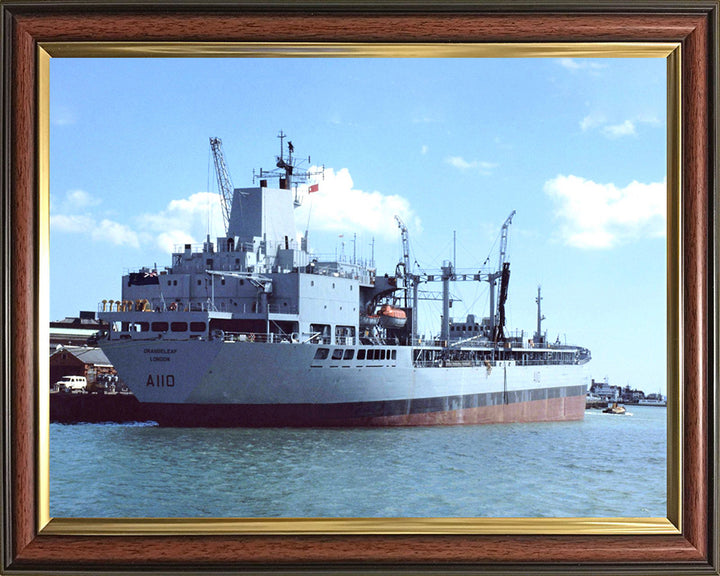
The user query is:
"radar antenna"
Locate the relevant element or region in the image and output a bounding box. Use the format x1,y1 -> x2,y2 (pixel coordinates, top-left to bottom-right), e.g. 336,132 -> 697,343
253,131 -> 324,203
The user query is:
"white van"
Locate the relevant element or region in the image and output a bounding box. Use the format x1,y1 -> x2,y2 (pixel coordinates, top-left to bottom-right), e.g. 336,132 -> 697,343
55,375 -> 87,392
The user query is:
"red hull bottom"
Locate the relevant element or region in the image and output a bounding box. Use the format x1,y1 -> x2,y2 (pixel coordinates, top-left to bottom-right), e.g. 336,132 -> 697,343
346,395 -> 587,426
51,392 -> 587,427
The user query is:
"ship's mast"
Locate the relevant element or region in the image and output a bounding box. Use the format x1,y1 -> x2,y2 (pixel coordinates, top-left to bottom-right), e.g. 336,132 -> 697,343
253,130 -> 324,197
440,261 -> 453,344
276,130 -> 293,189
535,285 -> 546,345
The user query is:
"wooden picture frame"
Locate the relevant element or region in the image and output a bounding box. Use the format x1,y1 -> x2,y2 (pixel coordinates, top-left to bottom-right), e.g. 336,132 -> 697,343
2,1 -> 717,573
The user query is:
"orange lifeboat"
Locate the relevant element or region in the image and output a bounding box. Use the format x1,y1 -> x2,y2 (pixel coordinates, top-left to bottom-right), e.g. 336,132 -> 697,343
378,304 -> 407,329
359,314 -> 380,328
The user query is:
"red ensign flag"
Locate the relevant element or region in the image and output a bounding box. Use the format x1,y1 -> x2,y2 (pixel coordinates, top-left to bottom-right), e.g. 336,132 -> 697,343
308,183 -> 320,193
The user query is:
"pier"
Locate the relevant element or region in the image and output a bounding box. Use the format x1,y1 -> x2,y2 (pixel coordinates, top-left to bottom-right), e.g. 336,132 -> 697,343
50,390 -> 150,424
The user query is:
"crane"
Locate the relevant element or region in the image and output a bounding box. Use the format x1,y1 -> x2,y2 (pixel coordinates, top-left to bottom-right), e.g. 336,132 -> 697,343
209,137 -> 234,235
490,210 -> 516,343
378,212 -> 516,346
418,211 -> 515,344
394,215 -> 412,282
497,210 -> 516,272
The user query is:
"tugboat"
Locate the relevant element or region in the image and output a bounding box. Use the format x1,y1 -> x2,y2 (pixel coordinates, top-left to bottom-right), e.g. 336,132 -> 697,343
602,402 -> 627,415
96,133 -> 591,427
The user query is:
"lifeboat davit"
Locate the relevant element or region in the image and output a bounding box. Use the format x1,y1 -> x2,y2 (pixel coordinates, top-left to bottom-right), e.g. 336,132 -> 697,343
378,304 -> 407,329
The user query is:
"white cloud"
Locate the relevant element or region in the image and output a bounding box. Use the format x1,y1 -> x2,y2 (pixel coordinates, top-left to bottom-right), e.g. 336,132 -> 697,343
294,167 -> 419,242
52,188 -> 223,253
69,189 -> 101,208
92,219 -> 140,248
637,113 -> 661,126
558,58 -> 607,72
51,213 -> 94,232
544,174 -> 666,249
421,145 -> 428,155
559,58 -> 582,70
446,156 -> 497,175
602,120 -> 637,138
155,230 -> 197,253
53,189 -> 101,213
581,114 -> 658,139
51,106 -> 77,126
580,112 -> 606,132
52,174 -> 417,254
137,191 -> 225,253
50,213 -> 139,248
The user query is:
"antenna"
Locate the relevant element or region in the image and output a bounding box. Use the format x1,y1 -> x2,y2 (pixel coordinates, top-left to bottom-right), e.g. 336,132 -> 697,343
254,130 -> 324,195
453,230 -> 457,270
535,285 -> 546,344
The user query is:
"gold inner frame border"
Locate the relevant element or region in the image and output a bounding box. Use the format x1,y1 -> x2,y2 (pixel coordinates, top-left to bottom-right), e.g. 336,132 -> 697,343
36,41 -> 682,537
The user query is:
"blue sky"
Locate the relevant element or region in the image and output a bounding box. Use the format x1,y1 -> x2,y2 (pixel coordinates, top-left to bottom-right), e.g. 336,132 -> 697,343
50,56 -> 667,393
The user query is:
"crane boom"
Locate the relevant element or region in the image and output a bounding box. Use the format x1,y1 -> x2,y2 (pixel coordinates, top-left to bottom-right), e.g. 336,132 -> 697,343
394,215 -> 412,278
492,210 -> 515,343
497,210 -> 516,272
209,137 -> 234,235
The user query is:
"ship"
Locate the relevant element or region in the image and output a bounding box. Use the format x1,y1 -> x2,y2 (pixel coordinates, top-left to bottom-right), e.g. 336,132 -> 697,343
96,133 -> 591,427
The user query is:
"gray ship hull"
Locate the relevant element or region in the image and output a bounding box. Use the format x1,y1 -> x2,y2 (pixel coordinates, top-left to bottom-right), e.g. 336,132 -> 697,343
100,340 -> 589,427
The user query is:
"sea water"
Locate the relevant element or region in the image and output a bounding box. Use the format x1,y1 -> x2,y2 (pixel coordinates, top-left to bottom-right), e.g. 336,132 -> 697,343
50,406 -> 666,518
